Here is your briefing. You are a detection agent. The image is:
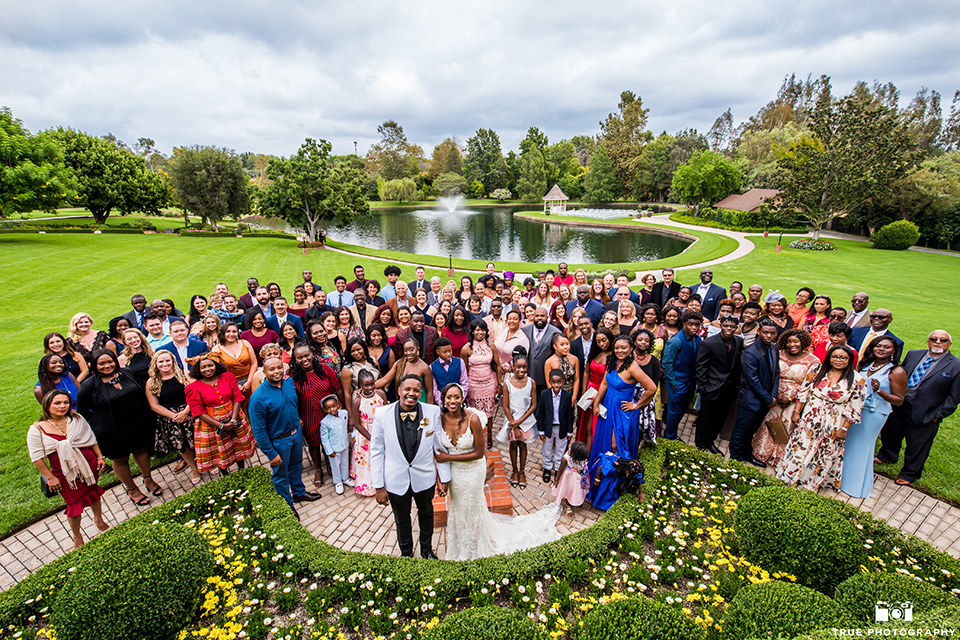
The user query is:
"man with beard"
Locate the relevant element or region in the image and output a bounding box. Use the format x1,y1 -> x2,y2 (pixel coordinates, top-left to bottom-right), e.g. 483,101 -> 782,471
567,284 -> 605,326
693,269 -> 726,321
521,307 -> 562,397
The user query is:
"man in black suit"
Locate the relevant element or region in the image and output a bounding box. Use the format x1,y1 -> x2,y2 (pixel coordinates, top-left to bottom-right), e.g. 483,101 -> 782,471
695,315 -> 743,453
691,268 -> 726,321
408,265 -> 428,293
650,268 -> 681,309
122,294 -> 149,330
303,289 -> 337,327
729,320 -> 780,467
570,314 -> 594,378
850,309 -> 904,356
877,330 -> 960,484
604,287 -> 643,319
521,307 -> 562,397
243,286 -> 274,330
239,277 -> 260,309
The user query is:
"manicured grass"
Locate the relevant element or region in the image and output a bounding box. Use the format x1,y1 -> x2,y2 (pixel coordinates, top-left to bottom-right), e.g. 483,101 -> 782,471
328,213 -> 738,273
680,236 -> 960,505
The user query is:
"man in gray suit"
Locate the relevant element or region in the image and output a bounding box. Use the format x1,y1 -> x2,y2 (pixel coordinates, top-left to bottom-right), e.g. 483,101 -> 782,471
521,307 -> 561,397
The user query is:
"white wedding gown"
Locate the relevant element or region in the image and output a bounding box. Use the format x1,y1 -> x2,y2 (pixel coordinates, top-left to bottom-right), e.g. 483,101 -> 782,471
441,421 -> 562,561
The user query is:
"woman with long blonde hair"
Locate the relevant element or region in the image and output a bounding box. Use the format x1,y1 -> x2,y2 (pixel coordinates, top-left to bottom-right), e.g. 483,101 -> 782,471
66,312 -> 110,368
118,328 -> 155,388
146,351 -> 201,484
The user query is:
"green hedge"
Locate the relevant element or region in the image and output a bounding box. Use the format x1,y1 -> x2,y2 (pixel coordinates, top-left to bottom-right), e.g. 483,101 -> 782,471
735,485 -> 865,594
834,572 -> 957,622
575,597 -> 704,640
423,606 -> 546,640
50,523 -> 215,640
241,231 -> 298,239
178,231 -> 239,237
723,580 -> 851,639
669,213 -> 806,234
872,220 -> 921,250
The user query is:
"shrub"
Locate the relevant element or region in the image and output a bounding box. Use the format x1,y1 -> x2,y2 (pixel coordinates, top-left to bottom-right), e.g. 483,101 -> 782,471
789,239 -> 836,251
834,572 -> 957,622
872,219 -> 920,250
723,581 -> 850,639
423,606 -> 546,640
50,522 -> 216,640
576,597 -> 704,640
734,486 -> 865,594
491,188 -> 512,203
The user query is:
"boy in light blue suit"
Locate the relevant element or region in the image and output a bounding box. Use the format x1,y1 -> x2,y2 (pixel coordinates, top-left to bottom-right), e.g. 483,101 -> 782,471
320,396 -> 351,494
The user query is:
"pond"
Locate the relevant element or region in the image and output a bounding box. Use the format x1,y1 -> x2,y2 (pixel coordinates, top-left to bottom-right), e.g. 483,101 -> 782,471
324,206 -> 690,264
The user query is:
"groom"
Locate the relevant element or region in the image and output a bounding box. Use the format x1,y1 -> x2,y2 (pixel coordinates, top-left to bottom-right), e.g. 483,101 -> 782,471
370,375 -> 451,558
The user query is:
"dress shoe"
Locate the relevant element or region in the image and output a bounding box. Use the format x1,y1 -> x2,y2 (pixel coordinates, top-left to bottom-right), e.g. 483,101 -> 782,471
744,457 -> 767,469
421,549 -> 439,560
290,505 -> 300,521
294,491 -> 321,503
542,469 -> 551,483
335,483 -> 344,495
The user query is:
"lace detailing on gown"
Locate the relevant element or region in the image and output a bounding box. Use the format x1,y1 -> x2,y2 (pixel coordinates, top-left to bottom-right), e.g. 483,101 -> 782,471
441,421 -> 561,561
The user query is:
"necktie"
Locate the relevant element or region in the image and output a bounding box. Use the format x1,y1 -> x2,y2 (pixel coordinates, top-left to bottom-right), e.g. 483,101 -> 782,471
400,411 -> 417,421
907,356 -> 935,388
863,330 -> 878,351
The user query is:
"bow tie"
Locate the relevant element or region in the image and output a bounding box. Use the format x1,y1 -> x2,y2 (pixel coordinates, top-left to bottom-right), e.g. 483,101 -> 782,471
400,411 -> 417,421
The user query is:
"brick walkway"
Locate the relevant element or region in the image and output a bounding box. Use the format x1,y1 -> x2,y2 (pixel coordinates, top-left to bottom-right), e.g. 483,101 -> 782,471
3,410 -> 958,592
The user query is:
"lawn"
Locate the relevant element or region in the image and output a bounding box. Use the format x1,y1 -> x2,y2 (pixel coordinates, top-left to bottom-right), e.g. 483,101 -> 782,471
2,209 -> 223,232
679,235 -> 960,505
1,231 -> 958,537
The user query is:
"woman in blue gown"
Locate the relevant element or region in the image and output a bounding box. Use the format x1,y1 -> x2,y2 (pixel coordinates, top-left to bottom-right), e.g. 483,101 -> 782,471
587,335 -> 657,510
840,336 -> 906,498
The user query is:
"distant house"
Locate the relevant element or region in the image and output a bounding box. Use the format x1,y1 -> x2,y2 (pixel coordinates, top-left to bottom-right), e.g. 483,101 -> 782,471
542,184 -> 569,214
714,188 -> 780,213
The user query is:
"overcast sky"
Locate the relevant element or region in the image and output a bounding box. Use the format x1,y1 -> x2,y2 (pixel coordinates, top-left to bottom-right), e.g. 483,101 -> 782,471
3,1 -> 959,158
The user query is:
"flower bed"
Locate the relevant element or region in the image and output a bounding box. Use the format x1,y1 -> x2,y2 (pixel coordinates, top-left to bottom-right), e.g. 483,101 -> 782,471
3,441 -> 958,639
789,239 -> 836,251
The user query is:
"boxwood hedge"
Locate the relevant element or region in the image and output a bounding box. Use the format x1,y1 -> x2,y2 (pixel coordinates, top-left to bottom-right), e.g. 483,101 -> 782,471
834,572 -> 957,622
423,606 -> 546,640
575,596 -> 705,640
722,580 -> 851,639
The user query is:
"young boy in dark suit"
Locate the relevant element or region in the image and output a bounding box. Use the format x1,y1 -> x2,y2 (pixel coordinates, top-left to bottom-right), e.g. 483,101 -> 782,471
535,369 -> 574,483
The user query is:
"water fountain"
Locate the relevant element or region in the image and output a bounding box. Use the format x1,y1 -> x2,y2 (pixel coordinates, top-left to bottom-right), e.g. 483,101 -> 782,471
436,194 -> 465,212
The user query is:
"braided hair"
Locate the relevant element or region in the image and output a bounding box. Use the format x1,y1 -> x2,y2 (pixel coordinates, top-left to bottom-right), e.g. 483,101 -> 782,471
606,335 -> 635,373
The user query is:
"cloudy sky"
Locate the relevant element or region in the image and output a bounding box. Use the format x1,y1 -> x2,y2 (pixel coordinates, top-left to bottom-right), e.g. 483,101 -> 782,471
3,1 -> 958,158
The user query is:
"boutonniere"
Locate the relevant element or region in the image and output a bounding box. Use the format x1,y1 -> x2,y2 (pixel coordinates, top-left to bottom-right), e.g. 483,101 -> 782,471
419,418 -> 429,430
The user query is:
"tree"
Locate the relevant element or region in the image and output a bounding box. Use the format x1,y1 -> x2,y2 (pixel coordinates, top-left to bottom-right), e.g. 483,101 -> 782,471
464,128 -> 506,191
365,120 -> 421,180
434,172 -> 468,196
734,122 -> 806,189
708,108 -> 734,152
903,87 -> 942,154
50,128 -> 167,223
261,138 -> 367,242
428,137 -> 463,178
544,140 -> 580,191
633,132 -> 676,202
168,146 -> 249,231
670,150 -> 742,215
381,177 -> 417,203
774,84 -> 919,240
490,188 -> 512,203
598,90 -> 653,194
570,135 -> 597,166
1,107 -> 78,217
583,144 -> 620,203
517,148 -> 548,201
469,179 -> 484,199
519,126 -> 548,155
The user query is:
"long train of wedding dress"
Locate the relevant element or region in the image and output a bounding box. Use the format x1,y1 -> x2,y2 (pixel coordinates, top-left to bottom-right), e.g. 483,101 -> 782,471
441,417 -> 562,561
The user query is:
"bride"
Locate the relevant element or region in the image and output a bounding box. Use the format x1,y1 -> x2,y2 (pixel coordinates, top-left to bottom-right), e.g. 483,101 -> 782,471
435,383 -> 561,561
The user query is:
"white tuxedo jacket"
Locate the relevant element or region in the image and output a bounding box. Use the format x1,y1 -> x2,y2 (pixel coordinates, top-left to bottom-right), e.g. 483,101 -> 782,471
370,401 -> 451,495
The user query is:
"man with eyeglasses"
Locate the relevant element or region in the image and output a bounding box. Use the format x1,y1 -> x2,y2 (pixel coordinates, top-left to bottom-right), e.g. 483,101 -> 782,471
850,309 -> 903,355
877,331 -> 960,485
846,292 -> 871,328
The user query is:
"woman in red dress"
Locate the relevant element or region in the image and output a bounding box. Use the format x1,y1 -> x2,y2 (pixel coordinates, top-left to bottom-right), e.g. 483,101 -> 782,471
28,390 -> 109,549
444,306 -> 471,358
185,355 -> 256,476
289,344 -> 346,487
575,328 -> 613,453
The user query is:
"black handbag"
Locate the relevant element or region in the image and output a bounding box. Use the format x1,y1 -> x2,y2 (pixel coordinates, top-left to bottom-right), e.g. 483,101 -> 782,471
40,475 -> 58,498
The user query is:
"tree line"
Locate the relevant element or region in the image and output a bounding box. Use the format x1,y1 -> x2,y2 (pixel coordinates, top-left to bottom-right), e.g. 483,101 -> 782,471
3,73 -> 960,245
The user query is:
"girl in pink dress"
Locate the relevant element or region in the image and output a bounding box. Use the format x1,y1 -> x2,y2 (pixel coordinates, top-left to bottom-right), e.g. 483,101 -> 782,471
350,370 -> 384,497
552,440 -> 590,515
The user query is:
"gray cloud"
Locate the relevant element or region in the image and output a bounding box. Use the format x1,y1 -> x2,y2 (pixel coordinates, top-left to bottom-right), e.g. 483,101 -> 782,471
3,0 -> 959,158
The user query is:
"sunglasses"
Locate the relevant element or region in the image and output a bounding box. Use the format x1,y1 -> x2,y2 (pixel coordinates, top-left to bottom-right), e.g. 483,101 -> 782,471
928,337 -> 951,343
869,314 -> 891,320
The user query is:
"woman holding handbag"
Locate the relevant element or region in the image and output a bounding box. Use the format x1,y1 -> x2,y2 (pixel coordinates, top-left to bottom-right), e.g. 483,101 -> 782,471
28,390 -> 109,549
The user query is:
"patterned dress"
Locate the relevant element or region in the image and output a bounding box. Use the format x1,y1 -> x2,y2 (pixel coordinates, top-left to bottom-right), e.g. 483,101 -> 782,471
352,391 -> 384,497
752,353 -> 822,467
775,373 -> 867,491
185,373 -> 256,473
557,353 -> 576,393
293,365 -> 342,448
465,340 -> 498,417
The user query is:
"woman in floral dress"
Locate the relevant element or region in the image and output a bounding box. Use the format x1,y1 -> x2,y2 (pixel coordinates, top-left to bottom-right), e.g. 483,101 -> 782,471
752,329 -> 822,467
776,344 -> 866,491
350,369 -> 384,497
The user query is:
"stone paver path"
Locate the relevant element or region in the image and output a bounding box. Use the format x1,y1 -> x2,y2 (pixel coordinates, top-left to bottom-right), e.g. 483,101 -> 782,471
3,408 -> 958,592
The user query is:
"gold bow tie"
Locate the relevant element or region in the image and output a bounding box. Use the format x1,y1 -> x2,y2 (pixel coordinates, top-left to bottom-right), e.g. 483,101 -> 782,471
400,411 -> 417,421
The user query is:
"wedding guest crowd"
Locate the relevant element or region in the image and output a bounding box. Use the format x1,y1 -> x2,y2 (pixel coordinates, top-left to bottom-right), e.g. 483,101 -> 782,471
28,262 -> 960,542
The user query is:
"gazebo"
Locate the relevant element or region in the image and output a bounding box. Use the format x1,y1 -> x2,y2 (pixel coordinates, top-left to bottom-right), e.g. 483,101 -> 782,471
542,184 -> 569,214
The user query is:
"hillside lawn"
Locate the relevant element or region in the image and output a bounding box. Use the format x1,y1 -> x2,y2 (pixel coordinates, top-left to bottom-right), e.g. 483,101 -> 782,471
0,231 -> 957,537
